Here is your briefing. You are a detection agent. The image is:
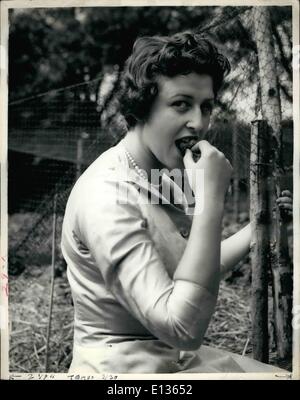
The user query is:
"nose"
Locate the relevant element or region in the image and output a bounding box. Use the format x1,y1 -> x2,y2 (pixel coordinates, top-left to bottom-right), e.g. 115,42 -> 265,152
186,107 -> 203,134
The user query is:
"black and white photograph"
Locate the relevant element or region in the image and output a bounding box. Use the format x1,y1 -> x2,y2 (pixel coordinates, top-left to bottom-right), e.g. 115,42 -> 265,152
0,0 -> 299,380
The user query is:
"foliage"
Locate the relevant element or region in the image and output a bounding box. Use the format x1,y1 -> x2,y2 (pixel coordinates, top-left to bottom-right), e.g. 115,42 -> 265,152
9,6 -> 216,102
9,6 -> 292,125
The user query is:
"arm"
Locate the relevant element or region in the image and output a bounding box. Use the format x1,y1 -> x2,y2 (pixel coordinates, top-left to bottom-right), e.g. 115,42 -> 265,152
220,222 -> 252,277
174,200 -> 223,295
219,190 -> 293,277
174,141 -> 232,296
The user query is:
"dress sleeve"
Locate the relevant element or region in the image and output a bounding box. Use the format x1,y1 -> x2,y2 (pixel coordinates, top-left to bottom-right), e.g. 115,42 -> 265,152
79,179 -> 218,350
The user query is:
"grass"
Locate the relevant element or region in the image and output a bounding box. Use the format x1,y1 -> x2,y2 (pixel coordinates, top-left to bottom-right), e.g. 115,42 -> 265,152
8,264 -> 253,373
9,264 -> 73,373
7,205 -> 293,373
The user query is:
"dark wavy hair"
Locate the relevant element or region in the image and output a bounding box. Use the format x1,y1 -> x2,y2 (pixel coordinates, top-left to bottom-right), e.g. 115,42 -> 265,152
118,31 -> 231,129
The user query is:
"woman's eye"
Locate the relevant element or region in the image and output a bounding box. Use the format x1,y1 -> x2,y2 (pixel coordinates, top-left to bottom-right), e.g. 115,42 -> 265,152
172,101 -> 190,112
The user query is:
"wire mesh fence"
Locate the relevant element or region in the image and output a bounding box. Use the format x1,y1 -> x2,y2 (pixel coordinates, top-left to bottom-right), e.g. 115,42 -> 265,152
7,5 -> 294,371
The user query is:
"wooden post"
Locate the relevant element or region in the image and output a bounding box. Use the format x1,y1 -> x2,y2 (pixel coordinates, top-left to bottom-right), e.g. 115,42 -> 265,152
232,124 -> 239,222
250,119 -> 270,363
45,193 -> 57,372
253,6 -> 292,360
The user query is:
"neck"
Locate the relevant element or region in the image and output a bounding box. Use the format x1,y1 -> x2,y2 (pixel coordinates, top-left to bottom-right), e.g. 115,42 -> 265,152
123,126 -> 165,179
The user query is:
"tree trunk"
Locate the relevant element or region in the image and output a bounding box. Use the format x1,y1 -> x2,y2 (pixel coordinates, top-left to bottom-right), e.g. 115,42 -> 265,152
250,119 -> 270,363
252,6 -> 293,361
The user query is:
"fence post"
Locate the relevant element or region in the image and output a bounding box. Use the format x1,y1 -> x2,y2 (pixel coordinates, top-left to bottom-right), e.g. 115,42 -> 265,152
252,6 -> 293,360
45,192 -> 57,372
250,119 -> 270,363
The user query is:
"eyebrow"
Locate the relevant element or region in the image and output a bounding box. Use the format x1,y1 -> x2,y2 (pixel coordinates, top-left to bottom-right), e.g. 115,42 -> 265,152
170,94 -> 215,102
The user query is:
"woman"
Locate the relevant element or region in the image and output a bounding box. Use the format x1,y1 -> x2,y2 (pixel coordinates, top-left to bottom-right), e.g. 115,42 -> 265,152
61,32 -> 292,373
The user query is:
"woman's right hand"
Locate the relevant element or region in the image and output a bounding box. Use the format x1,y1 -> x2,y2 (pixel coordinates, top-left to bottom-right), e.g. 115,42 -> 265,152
183,140 -> 232,203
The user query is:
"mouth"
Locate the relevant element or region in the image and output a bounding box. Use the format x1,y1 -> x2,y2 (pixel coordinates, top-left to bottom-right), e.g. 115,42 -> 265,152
175,136 -> 201,161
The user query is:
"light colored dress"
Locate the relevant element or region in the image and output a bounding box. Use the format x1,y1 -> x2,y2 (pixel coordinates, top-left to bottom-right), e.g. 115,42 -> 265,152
61,139 -> 285,374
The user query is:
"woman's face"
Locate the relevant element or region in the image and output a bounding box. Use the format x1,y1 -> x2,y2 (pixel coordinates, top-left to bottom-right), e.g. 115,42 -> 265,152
141,72 -> 215,170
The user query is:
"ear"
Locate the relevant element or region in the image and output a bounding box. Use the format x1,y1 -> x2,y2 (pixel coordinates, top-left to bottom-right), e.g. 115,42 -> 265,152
148,83 -> 158,97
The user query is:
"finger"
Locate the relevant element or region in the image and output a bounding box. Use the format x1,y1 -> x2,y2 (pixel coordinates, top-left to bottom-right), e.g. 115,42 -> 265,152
276,197 -> 293,203
190,140 -> 202,152
183,148 -> 195,168
192,140 -> 213,153
281,190 -> 292,197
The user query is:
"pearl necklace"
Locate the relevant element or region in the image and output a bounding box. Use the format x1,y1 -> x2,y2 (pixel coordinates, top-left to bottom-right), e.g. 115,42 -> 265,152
124,149 -> 149,181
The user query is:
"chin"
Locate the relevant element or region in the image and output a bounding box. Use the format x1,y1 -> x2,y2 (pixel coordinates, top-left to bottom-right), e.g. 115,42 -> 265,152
168,150 -> 184,169
167,158 -> 184,172
159,149 -> 183,171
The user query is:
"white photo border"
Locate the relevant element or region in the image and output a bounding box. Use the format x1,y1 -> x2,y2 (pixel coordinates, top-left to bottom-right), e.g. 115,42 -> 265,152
1,0 -> 299,381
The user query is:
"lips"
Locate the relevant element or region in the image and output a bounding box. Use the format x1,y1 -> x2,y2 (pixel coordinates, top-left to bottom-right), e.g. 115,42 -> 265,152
175,136 -> 201,161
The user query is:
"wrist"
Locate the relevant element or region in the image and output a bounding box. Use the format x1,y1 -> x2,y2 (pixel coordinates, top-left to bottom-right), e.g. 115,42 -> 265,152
194,204 -> 224,225
194,193 -> 225,215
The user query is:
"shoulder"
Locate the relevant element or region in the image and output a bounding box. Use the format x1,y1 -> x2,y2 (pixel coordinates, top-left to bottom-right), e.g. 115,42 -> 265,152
81,141 -> 128,181
68,175 -> 141,217
69,141 -> 137,201
64,146 -> 143,222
